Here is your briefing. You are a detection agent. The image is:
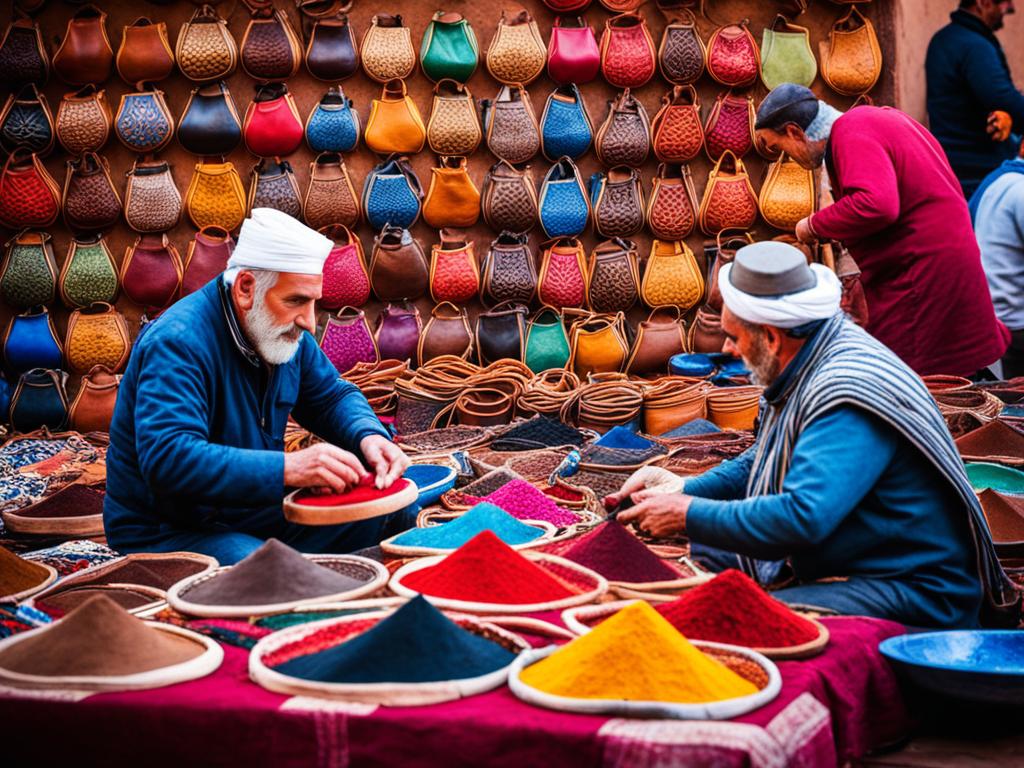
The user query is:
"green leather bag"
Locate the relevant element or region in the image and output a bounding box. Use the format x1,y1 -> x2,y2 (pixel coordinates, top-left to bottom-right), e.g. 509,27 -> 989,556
59,235 -> 119,309
525,307 -> 571,373
1,231 -> 57,309
420,12 -> 479,83
760,16 -> 817,90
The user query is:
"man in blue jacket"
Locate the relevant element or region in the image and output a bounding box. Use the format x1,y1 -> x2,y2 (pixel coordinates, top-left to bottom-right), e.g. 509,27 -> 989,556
104,209 -> 413,565
926,1 -> 1024,197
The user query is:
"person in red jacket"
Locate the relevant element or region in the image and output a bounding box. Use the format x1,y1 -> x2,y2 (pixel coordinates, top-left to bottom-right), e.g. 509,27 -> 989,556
754,84 -> 1009,378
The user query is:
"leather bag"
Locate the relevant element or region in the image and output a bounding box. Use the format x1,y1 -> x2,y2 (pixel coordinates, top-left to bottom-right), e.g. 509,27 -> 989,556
374,303 -> 421,363
1,230 -> 56,309
482,160 -> 537,234
704,89 -> 755,161
363,155 -> 422,230
568,312 -> 630,376
360,14 -> 416,83
759,153 -> 815,232
4,306 -> 62,374
706,20 -> 759,88
541,83 -> 593,161
542,0 -> 591,13
641,238 -> 704,309
429,229 -> 480,304
646,162 -> 698,241
705,229 -> 753,313
62,151 -> 122,232
175,4 -> 238,82
115,87 -> 174,153
547,16 -> 600,85
476,302 -> 527,365
364,78 -> 426,155
698,149 -> 758,235
820,6 -> 882,96
303,152 -> 360,230
247,157 -> 302,219
65,301 -> 130,375
243,82 -> 303,157
525,307 -> 571,373
182,225 -> 233,295
185,161 -> 247,231
595,88 -> 651,167
0,14 -> 49,89
370,225 -> 428,301
423,156 -> 480,229
651,85 -> 703,163
419,303 -> 474,364
319,223 -> 370,309
0,84 -> 54,156
319,307 -> 379,375
299,2 -> 359,82
587,237 -> 640,313
55,85 -> 111,155
626,306 -> 688,376
305,86 -> 360,153
124,157 -> 181,233
420,11 -> 479,83
69,364 -> 121,433
239,0 -> 302,81
121,233 -> 182,310
0,150 -> 61,229
60,235 -> 119,308
657,4 -> 705,85
589,167 -> 644,238
538,157 -> 590,239
482,84 -> 540,165
600,12 -> 656,89
53,5 -> 113,86
10,368 -> 69,433
487,5 -> 546,85
760,15 -> 816,90
177,81 -> 242,156
538,237 -> 588,308
427,79 -> 481,156
116,17 -> 174,84
481,231 -> 537,305
689,307 -> 725,354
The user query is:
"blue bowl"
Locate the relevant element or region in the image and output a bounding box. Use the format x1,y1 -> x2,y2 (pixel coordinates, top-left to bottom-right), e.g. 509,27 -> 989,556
879,630 -> 1024,705
669,353 -> 715,378
403,464 -> 457,507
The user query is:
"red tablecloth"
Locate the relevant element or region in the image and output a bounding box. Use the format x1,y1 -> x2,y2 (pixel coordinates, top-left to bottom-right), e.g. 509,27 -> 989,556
0,616 -> 907,767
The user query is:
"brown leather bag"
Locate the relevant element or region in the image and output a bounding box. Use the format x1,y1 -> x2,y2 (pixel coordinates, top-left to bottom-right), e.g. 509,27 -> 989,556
53,5 -> 113,86
0,14 -> 50,89
481,160 -> 537,234
587,238 -> 640,313
55,86 -> 111,156
248,157 -> 303,219
304,152 -> 359,230
480,231 -> 537,306
590,166 -> 644,239
124,156 -> 182,233
240,0 -> 302,81
116,17 -> 174,84
370,225 -> 428,302
69,364 -> 121,433
595,88 -> 650,167
175,4 -> 238,82
299,0 -> 359,82
483,84 -> 540,166
419,301 -> 474,365
62,152 -> 122,232
626,306 -> 688,377
64,301 -> 130,375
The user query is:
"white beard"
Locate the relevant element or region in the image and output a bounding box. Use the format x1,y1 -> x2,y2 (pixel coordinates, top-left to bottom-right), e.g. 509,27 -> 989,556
243,299 -> 302,365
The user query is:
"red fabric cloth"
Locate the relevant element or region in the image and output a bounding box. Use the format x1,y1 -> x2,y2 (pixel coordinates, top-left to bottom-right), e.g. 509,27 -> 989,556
811,106 -> 1009,377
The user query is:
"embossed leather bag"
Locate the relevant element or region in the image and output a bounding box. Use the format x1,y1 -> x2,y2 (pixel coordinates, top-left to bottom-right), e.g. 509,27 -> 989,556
304,152 -> 360,230
657,4 -> 704,85
547,16 -> 600,85
360,14 -> 416,83
759,153 -> 815,232
1,231 -> 56,309
427,79 -> 481,156
482,161 -> 537,234
647,162 -> 698,241
641,238 -> 703,309
69,364 -> 121,433
177,81 -> 242,156
525,308 -> 571,372
65,301 -> 130,375
4,305 -> 62,374
0,14 -> 49,89
175,4 -> 238,82
62,151 -> 121,232
319,307 -> 379,374
121,233 -> 182,310
820,6 -> 882,96
182,225 -> 233,295
538,237 -> 588,308
116,17 -> 174,84
243,82 -> 304,157
124,157 -> 181,233
626,306 -> 687,376
487,6 -> 545,85
476,302 -> 527,365
370,225 -> 428,301
306,86 -> 360,153
10,368 -> 68,433
363,155 -> 422,230
185,161 -> 246,231
247,157 -> 302,219
299,1 -> 359,82
567,312 -> 629,376
539,157 -> 590,239
690,307 -> 725,354
481,231 -> 536,305
319,223 -> 369,310
423,155 -> 480,229
420,11 -> 479,83
419,302 -> 473,364
587,237 -> 640,313
240,0 -> 302,81
589,166 -> 644,238
541,84 -> 593,162
0,150 -> 60,229
364,78 -> 426,155
704,89 -> 755,161
698,150 -> 758,235
53,5 -> 113,86
430,229 -> 480,304
115,87 -> 173,153
599,12 -> 656,89
595,89 -> 650,168
60,235 -> 119,308
55,86 -> 111,155
706,20 -> 759,88
760,15 -> 816,90
482,84 -> 540,166
374,303 -> 421,363
651,85 -> 703,163
0,84 -> 54,156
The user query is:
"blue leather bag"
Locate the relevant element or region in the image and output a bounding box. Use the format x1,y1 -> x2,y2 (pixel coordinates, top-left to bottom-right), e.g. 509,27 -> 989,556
540,84 -> 592,161
115,89 -> 174,154
9,368 -> 67,432
362,155 -> 423,230
538,157 -> 590,239
3,305 -> 62,375
305,86 -> 360,154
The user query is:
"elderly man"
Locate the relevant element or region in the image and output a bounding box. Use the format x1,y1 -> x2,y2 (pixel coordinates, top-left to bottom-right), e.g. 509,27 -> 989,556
754,84 -> 1009,379
607,243 -> 1019,629
104,209 -> 413,565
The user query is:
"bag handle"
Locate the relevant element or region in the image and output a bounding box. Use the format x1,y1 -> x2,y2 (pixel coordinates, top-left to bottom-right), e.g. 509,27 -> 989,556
382,78 -> 407,100
431,300 -> 465,319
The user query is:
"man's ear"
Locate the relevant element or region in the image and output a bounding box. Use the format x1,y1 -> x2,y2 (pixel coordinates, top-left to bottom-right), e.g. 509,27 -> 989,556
784,123 -> 806,143
232,271 -> 257,312
763,325 -> 786,355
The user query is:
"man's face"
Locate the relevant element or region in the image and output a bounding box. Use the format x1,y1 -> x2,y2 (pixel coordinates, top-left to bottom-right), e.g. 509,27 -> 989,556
979,0 -> 1015,31
237,272 -> 322,365
721,307 -> 783,387
756,125 -> 821,170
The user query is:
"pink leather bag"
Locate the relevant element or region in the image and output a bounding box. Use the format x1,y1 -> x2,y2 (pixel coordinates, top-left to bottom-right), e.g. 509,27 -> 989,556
319,224 -> 370,310
547,16 -> 600,85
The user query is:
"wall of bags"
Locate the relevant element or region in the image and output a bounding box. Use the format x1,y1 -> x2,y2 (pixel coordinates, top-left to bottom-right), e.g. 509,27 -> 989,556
0,0 -> 895,432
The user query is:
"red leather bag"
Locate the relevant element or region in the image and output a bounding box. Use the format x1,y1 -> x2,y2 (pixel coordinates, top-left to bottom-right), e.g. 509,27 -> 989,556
0,149 -> 61,229
698,150 -> 759,236
429,229 -> 480,304
243,82 -> 304,157
182,225 -> 233,296
646,162 -> 698,241
706,21 -> 759,87
704,90 -> 755,161
651,84 -> 703,163
599,12 -> 656,89
319,223 -> 371,310
121,233 -> 182,309
547,16 -> 600,85
538,237 -> 588,308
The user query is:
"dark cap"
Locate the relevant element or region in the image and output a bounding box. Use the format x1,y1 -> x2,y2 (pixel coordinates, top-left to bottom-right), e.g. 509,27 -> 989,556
755,83 -> 819,132
730,242 -> 817,297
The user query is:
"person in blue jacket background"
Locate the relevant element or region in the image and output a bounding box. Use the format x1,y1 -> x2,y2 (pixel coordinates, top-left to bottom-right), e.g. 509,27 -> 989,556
104,208 -> 414,565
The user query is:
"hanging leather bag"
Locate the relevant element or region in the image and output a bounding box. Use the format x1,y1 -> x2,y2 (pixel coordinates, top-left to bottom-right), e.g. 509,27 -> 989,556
185,161 -> 247,231
698,149 -> 759,235
420,11 -> 479,83
304,152 -> 360,230
759,153 -> 815,232
626,306 -> 688,376
482,84 -> 540,166
299,1 -> 359,82
538,237 -> 588,308
541,83 -> 593,162
0,150 -> 61,230
567,312 -> 630,377
705,229 -> 752,314
587,237 -> 640,313
589,167 -> 644,239
124,157 -> 181,233
820,6 -> 882,96
305,86 -> 359,153
525,308 -> 571,373
706,19 -> 759,88
319,224 -> 370,310
651,84 -> 703,163
319,307 -> 379,374
115,86 -> 174,154
240,0 -> 302,81
482,161 -> 538,234
423,156 -> 481,229
595,88 -> 651,167
370,225 -> 428,301
183,225 -> 234,295
175,4 -> 238,82
538,157 -> 590,239
362,155 -> 422,230
419,302 -> 473,365
0,84 -> 54,156
360,14 -> 416,83
488,5 -> 546,85
704,89 -> 755,161
69,365 -> 121,433
426,79 -> 481,156
429,229 -> 480,304
10,368 -> 69,433
657,3 -> 705,85
55,85 -> 111,156
646,162 -> 698,241
177,81 -> 242,156
375,303 -> 422,363
476,302 -> 527,365
60,235 -> 119,309
547,16 -> 599,85
364,79 -> 426,156
116,17 -> 174,84
481,231 -> 537,305
65,301 -> 130,375
641,238 -> 704,309
599,12 -> 656,89
247,157 -> 303,219
243,82 -> 304,157
4,306 -> 62,374
1,231 -> 56,310
760,15 -> 816,90
53,5 -> 113,86
0,14 -> 49,89
62,151 -> 122,233
121,234 -> 182,310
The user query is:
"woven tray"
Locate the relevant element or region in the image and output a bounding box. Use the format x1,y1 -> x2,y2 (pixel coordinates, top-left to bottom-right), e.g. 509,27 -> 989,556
32,584 -> 168,618
1,495 -> 104,536
248,607 -> 529,706
2,561 -> 58,603
33,552 -> 218,598
283,479 -> 419,526
378,519 -> 558,557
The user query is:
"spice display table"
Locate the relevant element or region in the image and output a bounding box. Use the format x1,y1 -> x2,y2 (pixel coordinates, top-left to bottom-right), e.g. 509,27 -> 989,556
0,615 -> 907,767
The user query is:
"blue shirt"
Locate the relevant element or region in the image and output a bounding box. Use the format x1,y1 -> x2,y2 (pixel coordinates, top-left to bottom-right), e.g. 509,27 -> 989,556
104,278 -> 389,547
972,161 -> 1024,331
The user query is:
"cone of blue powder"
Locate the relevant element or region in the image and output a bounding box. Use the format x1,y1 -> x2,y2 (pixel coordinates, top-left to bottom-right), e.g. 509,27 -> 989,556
389,502 -> 545,549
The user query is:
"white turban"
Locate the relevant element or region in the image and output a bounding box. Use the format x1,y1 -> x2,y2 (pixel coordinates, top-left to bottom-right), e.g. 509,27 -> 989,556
227,208 -> 332,276
720,261 -> 842,329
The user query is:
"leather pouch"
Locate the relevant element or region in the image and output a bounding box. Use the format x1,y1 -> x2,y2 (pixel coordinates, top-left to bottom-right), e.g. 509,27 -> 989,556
53,5 -> 113,86
69,364 -> 120,433
60,235 -> 119,308
10,368 -> 68,433
0,149 -> 61,229
115,87 -> 173,153
116,17 -> 174,84
476,302 -> 527,365
541,83 -> 593,162
706,20 -> 759,87
690,307 -> 725,354
320,223 -> 370,310
55,85 -> 111,156
698,149 -> 758,235
419,301 -> 473,364
525,307 -> 570,373
361,14 -> 416,83
124,157 -> 182,233
176,4 -> 238,82
427,79 -> 481,156
240,1 -> 302,81
303,152 -> 360,230
62,151 -> 122,232
305,86 -> 359,153
423,156 -> 480,229
481,231 -> 537,305
651,84 -> 703,163
626,306 -> 688,376
0,14 -> 49,89
185,161 -> 246,231
363,155 -> 422,230
177,81 -> 242,156
704,229 -> 752,314
547,16 -> 599,85
761,15 -> 816,90
429,229 -> 480,304
243,82 -> 304,157
704,89 -> 755,161
595,88 -> 650,167
538,237 -> 588,308
4,305 -> 62,374
641,238 -> 703,309
482,84 -> 540,166
299,2 -> 359,82
759,153 -> 815,232
487,5 -> 545,85
319,307 -> 379,375
587,237 -> 640,313
647,162 -> 698,240
65,301 -> 130,375
600,12 -> 656,89
589,167 -> 644,238
657,4 -> 705,85
1,230 -> 56,309
364,79 -> 426,156
568,313 -> 629,376
482,160 -> 537,234
539,157 -> 590,239
375,303 -> 421,363
183,225 -> 234,295
0,84 -> 54,156
370,225 -> 428,301
121,233 -> 182,310
248,157 -> 302,219
820,6 -> 882,96
420,11 -> 478,83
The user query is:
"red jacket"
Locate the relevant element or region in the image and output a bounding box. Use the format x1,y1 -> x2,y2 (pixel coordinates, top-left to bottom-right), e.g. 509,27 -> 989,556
811,106 -> 1009,376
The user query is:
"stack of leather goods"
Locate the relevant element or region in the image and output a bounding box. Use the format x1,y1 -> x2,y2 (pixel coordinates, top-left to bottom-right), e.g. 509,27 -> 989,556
562,379 -> 645,434
517,369 -> 582,417
706,385 -> 762,430
641,377 -> 710,435
345,358 -> 411,417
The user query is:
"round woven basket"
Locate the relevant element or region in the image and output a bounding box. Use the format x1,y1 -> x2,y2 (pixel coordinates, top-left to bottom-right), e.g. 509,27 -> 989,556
2,561 -> 58,603
379,519 -> 558,557
32,584 -> 168,618
248,608 -> 529,705
32,552 -> 218,599
283,479 -> 419,526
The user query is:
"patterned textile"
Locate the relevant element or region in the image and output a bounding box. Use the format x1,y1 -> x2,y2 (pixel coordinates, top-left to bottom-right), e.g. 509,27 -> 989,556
490,417 -> 587,451
0,604 -> 51,638
20,539 -> 120,578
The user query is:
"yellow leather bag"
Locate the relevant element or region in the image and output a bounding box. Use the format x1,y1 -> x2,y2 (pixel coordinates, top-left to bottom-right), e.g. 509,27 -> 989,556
185,161 -> 246,231
568,312 -> 630,377
485,4 -> 546,85
641,239 -> 704,310
364,78 -> 426,155
759,153 -> 815,232
427,79 -> 482,156
361,13 -> 416,83
820,6 -> 882,96
422,156 -> 481,229
65,301 -> 130,375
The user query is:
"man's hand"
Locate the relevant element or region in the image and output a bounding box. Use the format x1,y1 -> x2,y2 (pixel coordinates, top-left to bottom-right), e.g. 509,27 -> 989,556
603,466 -> 685,510
360,434 -> 410,489
284,444 -> 369,493
988,110 -> 1013,142
616,494 -> 693,539
795,216 -> 816,244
